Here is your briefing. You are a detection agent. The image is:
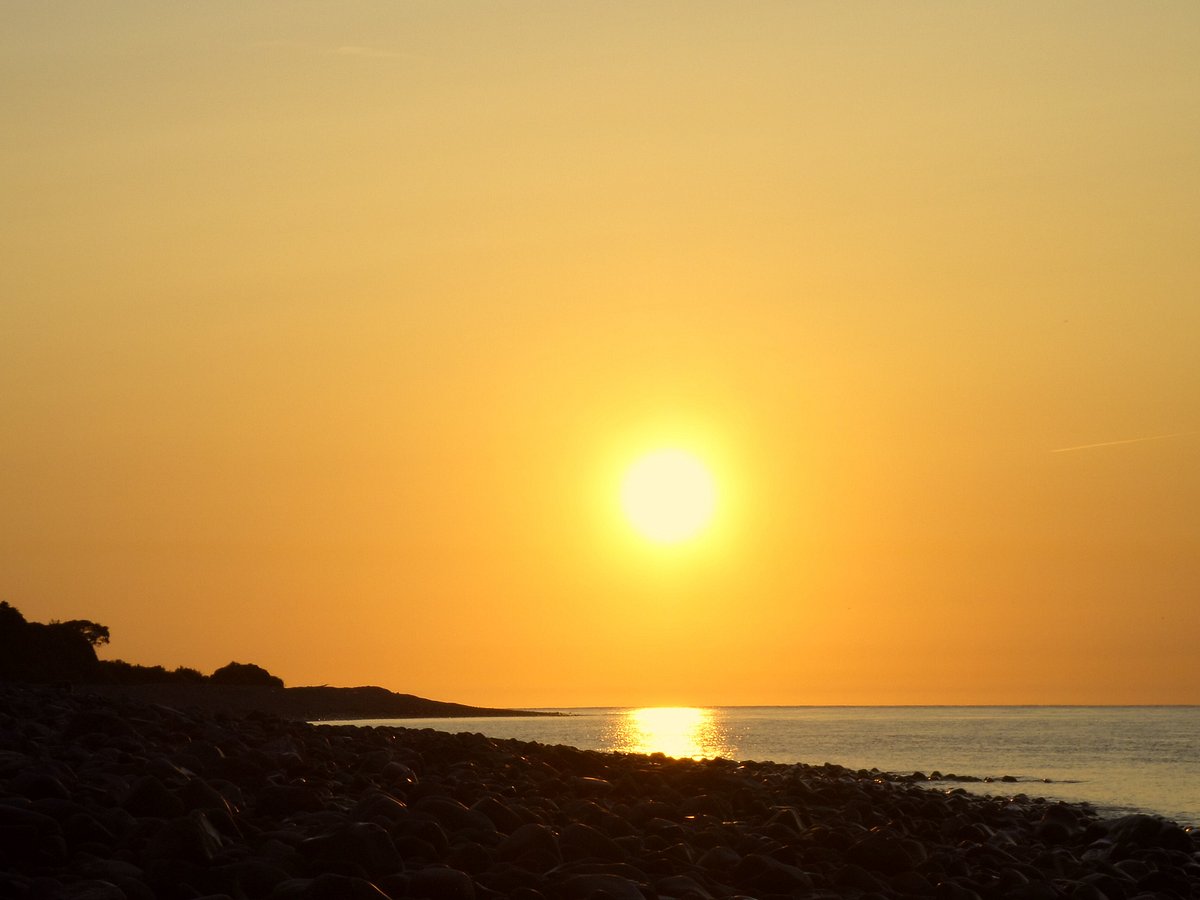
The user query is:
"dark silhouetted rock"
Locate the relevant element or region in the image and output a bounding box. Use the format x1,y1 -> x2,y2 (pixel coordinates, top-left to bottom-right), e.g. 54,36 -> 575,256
123,775 -> 184,818
561,872 -> 646,900
0,804 -> 68,868
301,822 -> 402,879
732,852 -> 814,892
561,821 -> 627,862
408,866 -> 477,900
847,830 -> 917,874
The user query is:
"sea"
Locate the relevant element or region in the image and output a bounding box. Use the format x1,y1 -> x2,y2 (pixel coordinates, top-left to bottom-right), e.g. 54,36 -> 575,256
326,706 -> 1200,828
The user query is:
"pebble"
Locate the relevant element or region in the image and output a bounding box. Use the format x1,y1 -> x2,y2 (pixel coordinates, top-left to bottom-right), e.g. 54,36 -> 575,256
1,684 -> 1197,900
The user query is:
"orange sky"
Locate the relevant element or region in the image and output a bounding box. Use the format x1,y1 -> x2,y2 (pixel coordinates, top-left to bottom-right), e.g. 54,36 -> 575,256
3,3 -> 1198,706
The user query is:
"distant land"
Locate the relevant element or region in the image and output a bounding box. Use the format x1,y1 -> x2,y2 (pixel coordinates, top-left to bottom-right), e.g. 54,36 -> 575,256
0,601 -> 555,721
80,682 -> 559,721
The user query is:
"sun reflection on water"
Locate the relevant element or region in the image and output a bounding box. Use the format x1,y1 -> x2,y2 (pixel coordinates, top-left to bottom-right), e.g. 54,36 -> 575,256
609,707 -> 734,760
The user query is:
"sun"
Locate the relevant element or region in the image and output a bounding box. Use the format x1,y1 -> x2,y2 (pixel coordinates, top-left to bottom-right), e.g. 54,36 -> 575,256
620,449 -> 717,544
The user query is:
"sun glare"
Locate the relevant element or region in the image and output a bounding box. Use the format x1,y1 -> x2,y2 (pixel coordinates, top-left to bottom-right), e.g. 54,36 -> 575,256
620,449 -> 717,544
610,707 -> 732,759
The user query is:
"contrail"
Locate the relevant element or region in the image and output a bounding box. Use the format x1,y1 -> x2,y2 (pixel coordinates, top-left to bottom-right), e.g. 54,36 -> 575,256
1051,431 -> 1196,453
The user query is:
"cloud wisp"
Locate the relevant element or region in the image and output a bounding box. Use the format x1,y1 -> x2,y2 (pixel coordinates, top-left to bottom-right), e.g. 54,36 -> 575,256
1051,431 -> 1196,453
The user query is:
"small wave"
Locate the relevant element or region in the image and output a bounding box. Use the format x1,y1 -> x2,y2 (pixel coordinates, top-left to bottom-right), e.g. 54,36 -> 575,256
907,772 -> 1087,786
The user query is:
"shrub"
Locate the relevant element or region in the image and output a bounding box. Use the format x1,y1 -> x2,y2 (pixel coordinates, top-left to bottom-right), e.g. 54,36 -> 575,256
210,661 -> 284,688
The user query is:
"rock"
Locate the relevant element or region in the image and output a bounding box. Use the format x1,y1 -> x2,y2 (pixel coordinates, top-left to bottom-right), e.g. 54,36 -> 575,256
304,872 -> 391,900
408,865 -> 477,900
144,810 -> 224,864
257,783 -> 325,816
472,795 -> 524,834
0,750 -> 34,776
765,805 -> 806,836
0,803 -> 67,868
889,869 -> 934,895
836,863 -> 887,893
1137,868 -> 1191,896
1006,881 -> 1061,900
1081,871 -> 1130,900
351,790 -> 410,825
212,859 -> 293,897
389,821 -> 446,862
1069,884 -> 1109,900
498,822 -> 560,869
1106,814 -> 1193,853
474,861 -> 551,896
560,872 -> 646,900
1035,819 -> 1073,845
63,711 -> 136,740
696,844 -> 740,874
655,874 -> 714,898
176,777 -> 233,815
415,795 -> 497,834
268,877 -> 311,899
847,831 -> 916,874
934,879 -> 983,900
11,768 -> 71,800
560,822 -> 627,862
731,853 -> 814,892
123,775 -> 184,818
61,882 -> 129,900
300,822 -> 402,879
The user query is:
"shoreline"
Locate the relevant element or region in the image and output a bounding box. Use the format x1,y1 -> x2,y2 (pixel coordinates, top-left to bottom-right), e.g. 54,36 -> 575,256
78,682 -> 561,721
336,706 -> 1200,828
2,683 -> 1196,900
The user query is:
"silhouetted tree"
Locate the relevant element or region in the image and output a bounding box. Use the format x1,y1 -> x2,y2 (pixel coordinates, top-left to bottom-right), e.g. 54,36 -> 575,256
94,659 -> 137,683
0,602 -> 99,682
0,600 -> 26,631
0,601 -> 285,688
0,601 -> 29,680
173,666 -> 205,682
52,619 -> 110,647
210,661 -> 284,688
95,660 -> 213,684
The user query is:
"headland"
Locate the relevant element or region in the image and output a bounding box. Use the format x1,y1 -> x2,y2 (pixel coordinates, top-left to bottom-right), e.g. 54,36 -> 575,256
81,682 -> 559,721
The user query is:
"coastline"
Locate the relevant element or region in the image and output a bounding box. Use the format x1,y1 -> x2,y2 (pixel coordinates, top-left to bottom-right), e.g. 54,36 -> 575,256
377,705 -> 1200,828
79,682 -> 559,721
2,683 -> 1197,900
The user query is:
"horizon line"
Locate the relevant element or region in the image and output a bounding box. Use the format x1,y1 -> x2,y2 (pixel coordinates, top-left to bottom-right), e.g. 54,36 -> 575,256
500,702 -> 1200,711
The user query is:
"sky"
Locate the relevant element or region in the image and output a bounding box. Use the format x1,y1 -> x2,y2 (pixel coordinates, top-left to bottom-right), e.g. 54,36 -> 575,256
2,2 -> 1198,707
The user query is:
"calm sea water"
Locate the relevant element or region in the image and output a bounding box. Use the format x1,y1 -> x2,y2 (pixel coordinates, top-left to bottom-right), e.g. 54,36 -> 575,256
328,706 -> 1200,827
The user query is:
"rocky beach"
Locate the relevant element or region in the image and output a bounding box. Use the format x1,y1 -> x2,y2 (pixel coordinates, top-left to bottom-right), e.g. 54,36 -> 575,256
2,684 -> 1197,900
